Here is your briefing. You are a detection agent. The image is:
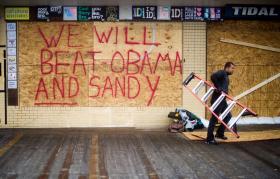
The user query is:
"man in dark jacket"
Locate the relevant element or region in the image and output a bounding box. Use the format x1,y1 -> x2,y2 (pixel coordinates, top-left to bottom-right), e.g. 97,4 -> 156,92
206,62 -> 236,145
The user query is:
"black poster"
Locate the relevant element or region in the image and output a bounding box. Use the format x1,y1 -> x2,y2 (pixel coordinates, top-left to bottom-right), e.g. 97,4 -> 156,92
29,6 -> 37,21
212,8 -> 222,20
194,7 -> 204,20
49,6 -> 63,21
132,6 -> 157,20
92,6 -> 106,21
170,7 -> 184,20
224,4 -> 280,20
204,7 -> 210,20
184,7 -> 194,20
204,7 -> 222,21
106,6 -> 119,21
78,6 -> 92,21
36,6 -> 50,21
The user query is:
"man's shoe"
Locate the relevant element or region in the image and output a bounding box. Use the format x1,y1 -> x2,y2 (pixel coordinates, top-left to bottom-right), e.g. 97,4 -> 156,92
215,134 -> 228,140
205,139 -> 218,145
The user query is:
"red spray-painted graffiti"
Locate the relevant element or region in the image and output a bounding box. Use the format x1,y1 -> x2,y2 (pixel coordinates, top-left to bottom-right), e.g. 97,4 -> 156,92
32,23 -> 182,106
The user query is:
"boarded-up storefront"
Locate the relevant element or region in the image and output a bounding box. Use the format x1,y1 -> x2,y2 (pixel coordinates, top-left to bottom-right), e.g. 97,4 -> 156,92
207,20 -> 280,117
1,21 -> 207,128
19,22 -> 183,107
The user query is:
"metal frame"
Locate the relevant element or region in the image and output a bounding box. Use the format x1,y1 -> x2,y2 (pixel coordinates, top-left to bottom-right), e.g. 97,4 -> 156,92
0,49 -> 7,124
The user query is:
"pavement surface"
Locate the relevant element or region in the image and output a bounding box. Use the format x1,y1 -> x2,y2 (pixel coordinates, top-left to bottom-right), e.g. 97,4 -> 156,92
0,125 -> 279,179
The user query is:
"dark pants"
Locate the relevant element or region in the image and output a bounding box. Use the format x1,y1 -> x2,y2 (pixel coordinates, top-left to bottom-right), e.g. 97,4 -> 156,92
206,98 -> 237,141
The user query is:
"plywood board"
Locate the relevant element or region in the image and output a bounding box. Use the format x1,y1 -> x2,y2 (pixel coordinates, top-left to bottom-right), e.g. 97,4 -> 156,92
18,22 -> 182,107
207,20 -> 280,117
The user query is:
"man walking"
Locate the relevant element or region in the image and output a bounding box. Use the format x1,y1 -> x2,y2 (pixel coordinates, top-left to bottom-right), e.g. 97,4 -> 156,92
206,62 -> 236,145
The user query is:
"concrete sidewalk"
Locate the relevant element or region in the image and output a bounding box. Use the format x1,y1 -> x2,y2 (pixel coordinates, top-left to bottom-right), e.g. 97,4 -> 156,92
0,126 -> 279,179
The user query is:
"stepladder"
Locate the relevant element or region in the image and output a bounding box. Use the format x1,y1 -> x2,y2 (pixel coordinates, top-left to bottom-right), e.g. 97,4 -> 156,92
183,72 -> 257,138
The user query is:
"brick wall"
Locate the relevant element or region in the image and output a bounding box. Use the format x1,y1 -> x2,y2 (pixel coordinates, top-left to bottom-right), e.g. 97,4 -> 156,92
183,22 -> 206,118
